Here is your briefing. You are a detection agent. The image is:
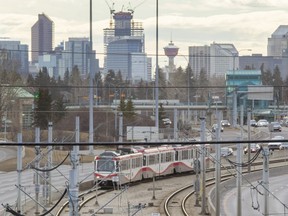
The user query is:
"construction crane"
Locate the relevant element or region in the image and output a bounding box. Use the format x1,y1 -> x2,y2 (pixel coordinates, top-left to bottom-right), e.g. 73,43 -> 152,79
128,0 -> 146,15
105,0 -> 115,28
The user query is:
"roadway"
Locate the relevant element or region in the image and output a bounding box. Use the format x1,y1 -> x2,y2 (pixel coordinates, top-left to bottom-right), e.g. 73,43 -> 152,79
221,167 -> 288,215
0,146 -> 17,163
218,126 -> 288,215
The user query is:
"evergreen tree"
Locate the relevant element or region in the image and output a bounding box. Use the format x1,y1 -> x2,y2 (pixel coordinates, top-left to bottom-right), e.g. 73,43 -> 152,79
125,97 -> 135,120
52,96 -> 66,124
272,65 -> 283,105
262,69 -> 273,85
159,103 -> 166,120
118,96 -> 126,113
185,64 -> 195,103
158,68 -> 167,99
136,79 -> 147,100
33,88 -> 52,129
26,74 -> 35,86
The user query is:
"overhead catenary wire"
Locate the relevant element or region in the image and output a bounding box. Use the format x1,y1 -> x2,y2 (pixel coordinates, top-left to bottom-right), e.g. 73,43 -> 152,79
31,153 -> 70,172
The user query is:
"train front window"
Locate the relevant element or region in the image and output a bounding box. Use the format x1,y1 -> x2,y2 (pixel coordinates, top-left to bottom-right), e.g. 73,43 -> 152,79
97,159 -> 115,172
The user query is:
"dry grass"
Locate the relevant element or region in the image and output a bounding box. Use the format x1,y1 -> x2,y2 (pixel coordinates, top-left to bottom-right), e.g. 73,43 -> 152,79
0,147 -> 95,172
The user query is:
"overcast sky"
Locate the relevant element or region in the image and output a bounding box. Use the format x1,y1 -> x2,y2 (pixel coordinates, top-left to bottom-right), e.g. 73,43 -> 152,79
1,0 -> 288,67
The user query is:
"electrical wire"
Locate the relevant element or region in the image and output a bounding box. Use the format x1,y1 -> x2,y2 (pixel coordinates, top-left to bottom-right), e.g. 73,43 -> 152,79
31,153 -> 69,172
225,146 -> 263,167
2,204 -> 24,216
38,188 -> 67,216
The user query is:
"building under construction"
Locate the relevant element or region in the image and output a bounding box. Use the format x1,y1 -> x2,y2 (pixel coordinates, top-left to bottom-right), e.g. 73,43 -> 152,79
104,9 -> 150,82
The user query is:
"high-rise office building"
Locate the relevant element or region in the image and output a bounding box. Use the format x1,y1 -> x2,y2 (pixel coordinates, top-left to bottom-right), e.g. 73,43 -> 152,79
31,13 -> 54,63
188,43 -> 238,78
188,45 -> 210,78
268,25 -> 288,57
104,11 -> 149,82
0,38 -> 29,75
210,43 -> 238,77
62,37 -> 97,79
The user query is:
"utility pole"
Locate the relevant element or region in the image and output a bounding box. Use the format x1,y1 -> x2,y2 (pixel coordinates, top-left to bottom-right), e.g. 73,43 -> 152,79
215,109 -> 221,216
16,133 -> 22,214
119,112 -> 123,142
88,0 -> 94,154
155,0 -> 159,133
48,122 -> 53,205
69,117 -> 80,216
200,117 -> 208,215
263,146 -> 269,216
35,127 -> 40,215
247,109 -> 251,173
173,108 -> 178,141
237,105 -> 243,216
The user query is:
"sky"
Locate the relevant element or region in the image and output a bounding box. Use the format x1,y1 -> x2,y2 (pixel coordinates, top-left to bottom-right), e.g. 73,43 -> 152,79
1,0 -> 288,67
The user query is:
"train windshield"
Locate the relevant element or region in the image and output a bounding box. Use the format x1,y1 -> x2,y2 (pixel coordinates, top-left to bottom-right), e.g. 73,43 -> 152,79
96,158 -> 115,172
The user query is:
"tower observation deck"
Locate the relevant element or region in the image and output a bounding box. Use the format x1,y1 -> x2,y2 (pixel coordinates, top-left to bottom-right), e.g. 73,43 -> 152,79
164,41 -> 179,72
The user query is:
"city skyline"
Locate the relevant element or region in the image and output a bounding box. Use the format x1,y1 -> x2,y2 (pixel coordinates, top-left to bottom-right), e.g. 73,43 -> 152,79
1,0 -> 288,67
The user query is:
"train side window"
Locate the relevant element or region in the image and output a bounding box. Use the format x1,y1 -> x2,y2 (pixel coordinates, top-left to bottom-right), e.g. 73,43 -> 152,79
136,157 -> 142,167
182,150 -> 188,160
143,156 -> 146,166
175,151 -> 178,161
190,149 -> 193,159
161,153 -> 165,163
166,152 -> 173,162
149,155 -> 156,165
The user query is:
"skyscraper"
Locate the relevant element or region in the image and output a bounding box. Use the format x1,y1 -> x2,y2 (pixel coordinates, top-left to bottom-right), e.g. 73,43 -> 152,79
0,38 -> 29,75
31,13 -> 54,63
104,10 -> 148,82
268,25 -> 288,58
62,37 -> 97,79
188,43 -> 238,78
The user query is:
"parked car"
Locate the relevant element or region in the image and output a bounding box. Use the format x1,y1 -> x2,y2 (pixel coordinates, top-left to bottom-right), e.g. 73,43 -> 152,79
268,135 -> 285,151
244,143 -> 261,154
162,118 -> 172,126
268,122 -> 282,132
212,124 -> 224,132
257,119 -> 269,127
221,120 -> 231,127
249,120 -> 257,127
279,142 -> 288,150
221,147 -> 233,157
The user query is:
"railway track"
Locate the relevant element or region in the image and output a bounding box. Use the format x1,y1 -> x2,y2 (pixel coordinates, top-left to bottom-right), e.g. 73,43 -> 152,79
163,158 -> 288,216
54,156 -> 288,216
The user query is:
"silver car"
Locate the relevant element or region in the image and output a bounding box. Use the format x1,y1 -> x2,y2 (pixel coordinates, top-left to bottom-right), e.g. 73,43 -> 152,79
257,119 -> 269,127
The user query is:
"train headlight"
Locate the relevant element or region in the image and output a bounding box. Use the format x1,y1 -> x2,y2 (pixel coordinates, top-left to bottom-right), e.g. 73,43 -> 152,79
112,176 -> 119,182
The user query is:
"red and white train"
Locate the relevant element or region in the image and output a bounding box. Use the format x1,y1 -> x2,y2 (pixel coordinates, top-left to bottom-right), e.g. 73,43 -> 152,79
94,144 -> 211,186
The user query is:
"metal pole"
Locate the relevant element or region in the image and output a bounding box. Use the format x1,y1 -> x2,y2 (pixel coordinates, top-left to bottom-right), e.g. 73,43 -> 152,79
232,55 -> 237,128
247,109 -> 251,173
236,106 -> 243,216
47,122 -> 53,205
69,117 -> 80,216
200,117 -> 208,215
35,127 -> 40,215
173,108 -> 178,141
17,133 -> 22,214
88,0 -> 94,154
263,146 -> 269,216
215,110 -> 221,216
119,112 -> 123,143
155,0 -> 159,133
188,71 -> 190,125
